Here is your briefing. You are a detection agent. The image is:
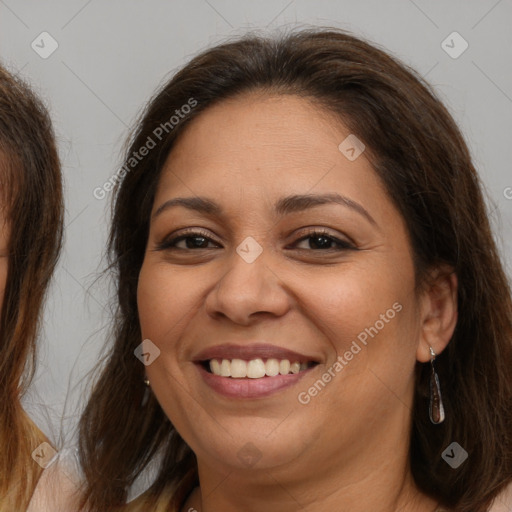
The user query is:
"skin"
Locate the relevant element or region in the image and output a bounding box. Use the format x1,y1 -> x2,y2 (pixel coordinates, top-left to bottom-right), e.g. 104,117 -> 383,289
137,92 -> 458,512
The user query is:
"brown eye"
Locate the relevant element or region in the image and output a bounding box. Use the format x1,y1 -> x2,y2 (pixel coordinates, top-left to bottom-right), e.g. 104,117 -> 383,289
156,229 -> 220,251
292,229 -> 356,251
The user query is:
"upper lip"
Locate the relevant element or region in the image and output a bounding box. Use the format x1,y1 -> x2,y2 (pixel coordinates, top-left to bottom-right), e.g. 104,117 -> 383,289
193,343 -> 321,364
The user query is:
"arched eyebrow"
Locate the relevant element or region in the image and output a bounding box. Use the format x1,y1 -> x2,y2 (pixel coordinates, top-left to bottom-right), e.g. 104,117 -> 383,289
153,192 -> 378,228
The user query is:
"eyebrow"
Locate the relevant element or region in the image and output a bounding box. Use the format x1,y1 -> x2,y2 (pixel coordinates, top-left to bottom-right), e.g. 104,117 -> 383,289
153,193 -> 378,227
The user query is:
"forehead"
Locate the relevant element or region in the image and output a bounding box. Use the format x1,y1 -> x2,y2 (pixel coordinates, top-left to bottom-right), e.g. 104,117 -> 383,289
158,93 -> 380,197
167,93 -> 344,170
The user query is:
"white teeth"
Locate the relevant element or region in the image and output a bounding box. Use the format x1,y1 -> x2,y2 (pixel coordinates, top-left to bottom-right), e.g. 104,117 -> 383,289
220,359 -> 231,377
265,358 -> 280,376
279,360 -> 290,375
208,358 -> 312,378
290,362 -> 300,374
210,359 -> 221,375
230,359 -> 247,378
247,359 -> 266,378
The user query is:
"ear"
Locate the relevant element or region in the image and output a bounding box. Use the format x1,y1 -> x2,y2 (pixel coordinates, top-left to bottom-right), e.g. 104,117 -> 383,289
416,266 -> 458,363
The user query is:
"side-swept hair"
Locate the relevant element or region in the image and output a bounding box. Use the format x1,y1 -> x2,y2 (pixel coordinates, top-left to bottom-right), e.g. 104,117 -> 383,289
78,28 -> 512,512
0,64 -> 64,511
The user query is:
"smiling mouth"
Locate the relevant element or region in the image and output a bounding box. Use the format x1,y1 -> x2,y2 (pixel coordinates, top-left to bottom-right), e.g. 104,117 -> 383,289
200,358 -> 318,379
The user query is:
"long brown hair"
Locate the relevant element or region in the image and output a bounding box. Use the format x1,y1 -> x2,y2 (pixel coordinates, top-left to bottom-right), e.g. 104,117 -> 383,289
0,64 -> 64,510
78,28 -> 512,511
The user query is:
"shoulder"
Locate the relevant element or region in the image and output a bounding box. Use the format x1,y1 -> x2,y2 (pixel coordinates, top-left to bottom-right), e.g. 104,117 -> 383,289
488,481 -> 512,511
27,449 -> 82,512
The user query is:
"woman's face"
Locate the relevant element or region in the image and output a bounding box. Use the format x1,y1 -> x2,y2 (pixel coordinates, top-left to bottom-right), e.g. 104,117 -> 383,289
137,93 -> 440,478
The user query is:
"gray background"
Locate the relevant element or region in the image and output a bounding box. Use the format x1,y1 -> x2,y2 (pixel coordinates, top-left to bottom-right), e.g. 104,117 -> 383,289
1,0 -> 511,446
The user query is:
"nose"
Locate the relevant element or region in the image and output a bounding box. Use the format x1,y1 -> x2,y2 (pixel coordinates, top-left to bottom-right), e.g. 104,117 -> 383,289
204,245 -> 290,325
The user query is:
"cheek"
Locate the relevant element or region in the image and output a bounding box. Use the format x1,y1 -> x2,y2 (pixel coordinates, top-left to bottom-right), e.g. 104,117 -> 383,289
297,270 -> 419,425
138,262 -> 184,339
301,258 -> 420,402
137,261 -> 206,368
305,261 -> 414,344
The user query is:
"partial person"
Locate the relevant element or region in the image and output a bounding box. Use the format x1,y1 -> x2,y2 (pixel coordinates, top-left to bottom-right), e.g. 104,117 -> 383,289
0,64 -> 64,511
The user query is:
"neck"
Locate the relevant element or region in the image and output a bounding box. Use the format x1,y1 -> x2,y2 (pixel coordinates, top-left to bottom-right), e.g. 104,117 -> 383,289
186,437 -> 439,512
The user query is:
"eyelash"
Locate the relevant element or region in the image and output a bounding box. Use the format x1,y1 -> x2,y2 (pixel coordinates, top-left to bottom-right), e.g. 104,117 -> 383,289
155,228 -> 356,252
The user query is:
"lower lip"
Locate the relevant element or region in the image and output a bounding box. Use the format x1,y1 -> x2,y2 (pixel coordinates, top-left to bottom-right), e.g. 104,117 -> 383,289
195,363 -> 316,399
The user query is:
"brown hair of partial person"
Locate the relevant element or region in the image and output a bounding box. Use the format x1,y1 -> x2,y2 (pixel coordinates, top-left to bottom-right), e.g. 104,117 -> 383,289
77,28 -> 512,511
0,64 -> 64,511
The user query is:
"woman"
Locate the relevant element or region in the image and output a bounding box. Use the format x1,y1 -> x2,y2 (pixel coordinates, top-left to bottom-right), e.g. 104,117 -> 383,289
0,65 -> 64,511
77,29 -> 512,511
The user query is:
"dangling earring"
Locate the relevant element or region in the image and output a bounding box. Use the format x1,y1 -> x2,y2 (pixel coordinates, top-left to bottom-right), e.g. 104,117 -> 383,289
429,347 -> 445,424
141,377 -> 151,407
